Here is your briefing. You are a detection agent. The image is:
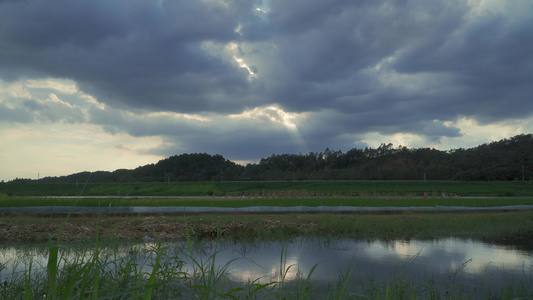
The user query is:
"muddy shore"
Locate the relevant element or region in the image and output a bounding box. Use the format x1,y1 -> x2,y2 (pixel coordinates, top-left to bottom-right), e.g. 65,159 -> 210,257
0,215 -> 243,243
1,210 -> 532,246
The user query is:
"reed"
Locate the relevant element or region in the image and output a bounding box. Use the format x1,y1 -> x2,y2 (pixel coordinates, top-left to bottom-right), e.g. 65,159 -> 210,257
1,205 -> 532,298
1,239 -> 532,299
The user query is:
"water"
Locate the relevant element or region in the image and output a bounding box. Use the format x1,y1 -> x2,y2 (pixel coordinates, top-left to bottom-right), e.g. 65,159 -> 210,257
1,238 -> 532,297
192,238 -> 533,290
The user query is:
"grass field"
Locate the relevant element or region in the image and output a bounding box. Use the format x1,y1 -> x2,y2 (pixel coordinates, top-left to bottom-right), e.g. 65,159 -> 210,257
1,195 -> 533,208
1,180 -> 533,197
1,180 -> 533,208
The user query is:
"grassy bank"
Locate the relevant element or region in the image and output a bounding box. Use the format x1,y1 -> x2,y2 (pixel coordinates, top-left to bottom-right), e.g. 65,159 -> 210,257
2,211 -> 532,248
2,210 -> 532,299
2,180 -> 533,197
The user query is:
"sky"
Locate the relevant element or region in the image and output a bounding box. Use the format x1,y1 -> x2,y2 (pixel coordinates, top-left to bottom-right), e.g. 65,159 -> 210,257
1,0 -> 532,181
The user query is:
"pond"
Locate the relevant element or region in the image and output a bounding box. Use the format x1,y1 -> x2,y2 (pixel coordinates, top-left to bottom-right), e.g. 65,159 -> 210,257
185,238 -> 533,296
1,238 -> 532,298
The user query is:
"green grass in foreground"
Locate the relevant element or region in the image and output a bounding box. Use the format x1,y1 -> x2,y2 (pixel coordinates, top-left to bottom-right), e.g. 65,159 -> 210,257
1,195 -> 533,208
1,209 -> 532,298
1,230 -> 532,299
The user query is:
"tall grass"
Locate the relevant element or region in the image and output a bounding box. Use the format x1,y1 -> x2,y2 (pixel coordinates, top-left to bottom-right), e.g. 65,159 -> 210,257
1,202 -> 532,299
185,223 -> 246,299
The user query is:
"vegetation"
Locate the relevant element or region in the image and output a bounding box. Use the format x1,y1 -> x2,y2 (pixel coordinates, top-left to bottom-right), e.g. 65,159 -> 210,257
1,180 -> 533,197
2,134 -> 532,298
1,224 -> 532,299
1,195 -> 533,208
2,211 -> 533,247
5,134 -> 533,183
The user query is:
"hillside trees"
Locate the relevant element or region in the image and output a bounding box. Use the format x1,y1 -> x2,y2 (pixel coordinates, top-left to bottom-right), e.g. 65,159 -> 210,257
32,134 -> 533,182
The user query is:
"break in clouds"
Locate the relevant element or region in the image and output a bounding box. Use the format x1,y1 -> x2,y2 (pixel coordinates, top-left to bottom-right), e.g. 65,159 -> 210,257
1,0 -> 533,163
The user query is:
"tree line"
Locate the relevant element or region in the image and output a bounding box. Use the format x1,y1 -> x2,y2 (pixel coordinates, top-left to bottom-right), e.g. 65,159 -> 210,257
30,134 -> 533,183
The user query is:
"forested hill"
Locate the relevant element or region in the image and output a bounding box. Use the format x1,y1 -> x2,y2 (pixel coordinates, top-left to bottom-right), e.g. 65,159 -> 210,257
35,134 -> 533,182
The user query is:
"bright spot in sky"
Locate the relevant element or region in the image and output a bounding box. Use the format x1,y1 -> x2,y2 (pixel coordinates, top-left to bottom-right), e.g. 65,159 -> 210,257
232,105 -> 302,128
230,105 -> 309,153
233,56 -> 256,77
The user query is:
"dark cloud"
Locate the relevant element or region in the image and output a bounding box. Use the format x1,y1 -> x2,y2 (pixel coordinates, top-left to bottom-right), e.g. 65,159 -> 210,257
0,0 -> 256,112
1,0 -> 532,159
391,6 -> 533,122
270,0 -> 467,82
87,104 -> 307,161
0,1 -> 128,49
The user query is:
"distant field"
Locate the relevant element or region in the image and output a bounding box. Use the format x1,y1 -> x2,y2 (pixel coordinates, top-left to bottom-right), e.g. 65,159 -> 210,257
1,180 -> 533,198
1,196 -> 533,208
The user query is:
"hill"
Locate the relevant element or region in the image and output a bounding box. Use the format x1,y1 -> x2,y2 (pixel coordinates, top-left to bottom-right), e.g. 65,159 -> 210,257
28,134 -> 533,182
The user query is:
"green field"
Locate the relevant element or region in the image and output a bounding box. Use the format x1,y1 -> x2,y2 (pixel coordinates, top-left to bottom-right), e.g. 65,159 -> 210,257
1,180 -> 533,197
1,196 -> 533,208
1,180 -> 533,208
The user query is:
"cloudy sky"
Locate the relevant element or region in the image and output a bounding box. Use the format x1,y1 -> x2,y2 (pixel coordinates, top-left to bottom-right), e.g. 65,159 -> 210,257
1,0 -> 532,181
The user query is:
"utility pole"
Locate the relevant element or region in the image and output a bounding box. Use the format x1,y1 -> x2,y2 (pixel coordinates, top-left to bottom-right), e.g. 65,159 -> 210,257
523,164 -> 525,181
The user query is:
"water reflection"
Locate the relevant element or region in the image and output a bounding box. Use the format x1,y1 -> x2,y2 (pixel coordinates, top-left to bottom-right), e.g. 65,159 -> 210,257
1,238 -> 532,294
193,238 -> 533,291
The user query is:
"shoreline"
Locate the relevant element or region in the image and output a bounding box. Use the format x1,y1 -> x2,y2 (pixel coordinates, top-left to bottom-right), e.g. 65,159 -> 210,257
1,210 -> 532,247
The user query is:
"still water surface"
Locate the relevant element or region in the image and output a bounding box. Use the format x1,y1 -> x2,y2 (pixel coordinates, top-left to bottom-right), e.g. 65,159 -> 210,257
194,238 -> 533,290
1,238 -> 532,294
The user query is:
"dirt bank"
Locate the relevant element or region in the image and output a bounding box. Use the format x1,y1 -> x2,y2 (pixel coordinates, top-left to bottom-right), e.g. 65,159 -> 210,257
0,215 -> 263,243
1,211 -> 532,245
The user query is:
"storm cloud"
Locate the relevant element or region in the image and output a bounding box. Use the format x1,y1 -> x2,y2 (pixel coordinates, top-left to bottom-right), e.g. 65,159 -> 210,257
1,0 -> 532,178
